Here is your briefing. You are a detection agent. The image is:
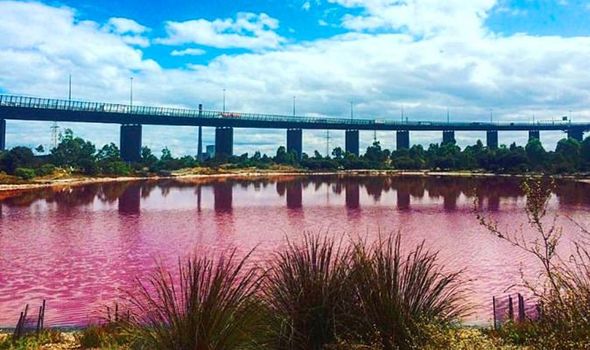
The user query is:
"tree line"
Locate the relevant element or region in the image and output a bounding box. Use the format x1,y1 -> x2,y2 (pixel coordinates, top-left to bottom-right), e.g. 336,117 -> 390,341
1,128 -> 589,179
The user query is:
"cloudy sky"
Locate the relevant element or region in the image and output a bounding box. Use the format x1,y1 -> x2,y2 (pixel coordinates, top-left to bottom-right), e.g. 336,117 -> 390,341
1,0 -> 590,156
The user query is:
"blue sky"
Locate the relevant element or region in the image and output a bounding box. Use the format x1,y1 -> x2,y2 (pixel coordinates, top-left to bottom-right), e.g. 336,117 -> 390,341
1,0 -> 590,155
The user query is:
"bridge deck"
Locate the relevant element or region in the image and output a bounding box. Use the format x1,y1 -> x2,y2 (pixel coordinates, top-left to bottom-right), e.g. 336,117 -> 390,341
0,94 -> 588,132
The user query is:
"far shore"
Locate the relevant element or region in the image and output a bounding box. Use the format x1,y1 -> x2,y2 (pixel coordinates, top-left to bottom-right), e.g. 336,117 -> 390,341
1,168 -> 589,196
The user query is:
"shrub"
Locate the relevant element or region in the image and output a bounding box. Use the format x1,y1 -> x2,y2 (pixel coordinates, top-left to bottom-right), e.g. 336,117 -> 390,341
0,330 -> 64,350
36,163 -> 56,176
100,161 -> 131,176
478,177 -> 590,349
14,167 -> 36,180
262,234 -> 355,350
351,234 -> 468,350
124,250 -> 264,350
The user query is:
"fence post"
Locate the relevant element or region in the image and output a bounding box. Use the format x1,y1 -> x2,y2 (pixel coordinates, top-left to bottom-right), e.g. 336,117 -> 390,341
518,294 -> 525,322
492,296 -> 497,330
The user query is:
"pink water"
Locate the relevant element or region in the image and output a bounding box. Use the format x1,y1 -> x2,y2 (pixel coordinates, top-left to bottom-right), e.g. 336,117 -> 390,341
0,175 -> 589,327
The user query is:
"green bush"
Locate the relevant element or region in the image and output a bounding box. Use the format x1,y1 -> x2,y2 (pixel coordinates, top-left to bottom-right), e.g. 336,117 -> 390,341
124,250 -> 264,350
100,161 -> 131,176
14,167 -> 36,180
36,163 -> 56,176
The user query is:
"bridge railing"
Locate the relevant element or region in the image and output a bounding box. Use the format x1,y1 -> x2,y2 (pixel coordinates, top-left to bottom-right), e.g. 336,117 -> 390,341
0,94 -> 581,128
0,94 -> 377,126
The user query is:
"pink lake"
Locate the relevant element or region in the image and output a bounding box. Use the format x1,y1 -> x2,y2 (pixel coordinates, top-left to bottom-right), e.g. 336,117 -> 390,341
0,175 -> 589,327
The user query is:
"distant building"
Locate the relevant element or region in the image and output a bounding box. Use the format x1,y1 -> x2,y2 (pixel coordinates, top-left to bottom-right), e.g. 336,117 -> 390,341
206,145 -> 215,160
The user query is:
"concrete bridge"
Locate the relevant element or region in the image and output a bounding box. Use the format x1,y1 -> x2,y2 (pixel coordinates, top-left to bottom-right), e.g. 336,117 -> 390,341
1,94 -> 588,161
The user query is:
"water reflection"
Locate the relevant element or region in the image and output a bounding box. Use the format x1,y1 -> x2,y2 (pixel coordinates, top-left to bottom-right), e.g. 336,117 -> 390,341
214,181 -> 233,213
286,181 -> 303,209
345,181 -> 360,210
1,176 -> 589,213
118,184 -> 141,215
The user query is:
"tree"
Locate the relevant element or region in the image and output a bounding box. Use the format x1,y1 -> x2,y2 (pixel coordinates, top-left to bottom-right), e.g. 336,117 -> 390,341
161,147 -> 173,161
581,136 -> 590,170
364,141 -> 388,163
141,146 -> 158,168
35,145 -> 45,154
96,143 -> 121,162
555,138 -> 581,172
51,129 -> 96,174
525,138 -> 546,169
274,146 -> 289,164
332,147 -> 344,160
0,146 -> 35,174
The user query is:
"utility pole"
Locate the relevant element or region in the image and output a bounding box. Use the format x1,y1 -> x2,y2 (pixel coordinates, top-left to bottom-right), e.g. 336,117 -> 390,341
489,109 -> 493,123
223,88 -> 226,113
350,101 -> 354,121
401,105 -> 404,123
293,96 -> 296,116
447,107 -> 450,123
130,77 -> 134,107
68,74 -> 72,101
326,130 -> 331,157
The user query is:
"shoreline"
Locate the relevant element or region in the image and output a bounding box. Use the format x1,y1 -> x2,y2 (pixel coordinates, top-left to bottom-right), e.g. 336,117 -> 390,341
1,169 -> 589,195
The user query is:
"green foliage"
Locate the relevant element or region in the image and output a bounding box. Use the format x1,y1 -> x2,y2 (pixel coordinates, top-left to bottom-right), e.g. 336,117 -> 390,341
351,235 -> 467,349
77,322 -> 130,349
50,129 -> 97,174
14,167 -> 36,180
125,250 -> 264,350
0,146 -> 35,174
0,330 -> 64,350
36,163 -> 56,176
263,234 -> 354,350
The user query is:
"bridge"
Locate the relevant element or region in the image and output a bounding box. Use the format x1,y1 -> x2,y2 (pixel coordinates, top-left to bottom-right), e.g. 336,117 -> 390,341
1,94 -> 588,161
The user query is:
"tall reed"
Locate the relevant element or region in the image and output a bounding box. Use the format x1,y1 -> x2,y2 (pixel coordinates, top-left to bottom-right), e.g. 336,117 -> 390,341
125,250 -> 264,350
351,234 -> 467,350
262,234 -> 355,350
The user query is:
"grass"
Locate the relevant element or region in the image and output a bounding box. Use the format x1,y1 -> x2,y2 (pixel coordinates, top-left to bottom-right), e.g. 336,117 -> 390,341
123,249 -> 264,350
350,235 -> 468,350
262,234 -> 355,350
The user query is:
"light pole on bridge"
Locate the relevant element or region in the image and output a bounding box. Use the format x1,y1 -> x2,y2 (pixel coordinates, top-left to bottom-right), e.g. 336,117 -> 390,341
223,88 -> 226,113
293,96 -> 296,116
130,77 -> 134,107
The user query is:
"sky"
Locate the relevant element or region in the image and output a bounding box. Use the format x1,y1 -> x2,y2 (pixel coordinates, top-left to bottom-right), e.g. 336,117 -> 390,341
1,0 -> 590,156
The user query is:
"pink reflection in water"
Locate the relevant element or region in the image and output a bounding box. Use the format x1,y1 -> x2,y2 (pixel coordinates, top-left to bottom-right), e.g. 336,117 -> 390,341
0,176 -> 589,327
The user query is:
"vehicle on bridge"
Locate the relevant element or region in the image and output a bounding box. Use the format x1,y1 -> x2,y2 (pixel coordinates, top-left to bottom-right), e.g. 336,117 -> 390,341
218,112 -> 241,118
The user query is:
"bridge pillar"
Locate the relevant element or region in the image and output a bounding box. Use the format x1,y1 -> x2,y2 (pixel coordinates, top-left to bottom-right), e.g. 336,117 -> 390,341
197,104 -> 203,161
396,130 -> 410,150
118,183 -> 141,215
0,119 -> 5,151
528,130 -> 540,142
120,124 -> 142,162
442,131 -> 455,145
345,182 -> 360,210
214,181 -> 233,212
286,181 -> 303,209
345,129 -> 359,156
567,128 -> 584,142
486,130 -> 498,149
286,128 -> 303,159
215,127 -> 234,159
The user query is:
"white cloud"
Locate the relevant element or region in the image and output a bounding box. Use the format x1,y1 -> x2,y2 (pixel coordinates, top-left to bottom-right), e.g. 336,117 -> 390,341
1,0 -> 590,156
328,0 -> 496,37
170,48 -> 207,56
157,12 -> 285,50
106,17 -> 147,34
302,1 -> 311,11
